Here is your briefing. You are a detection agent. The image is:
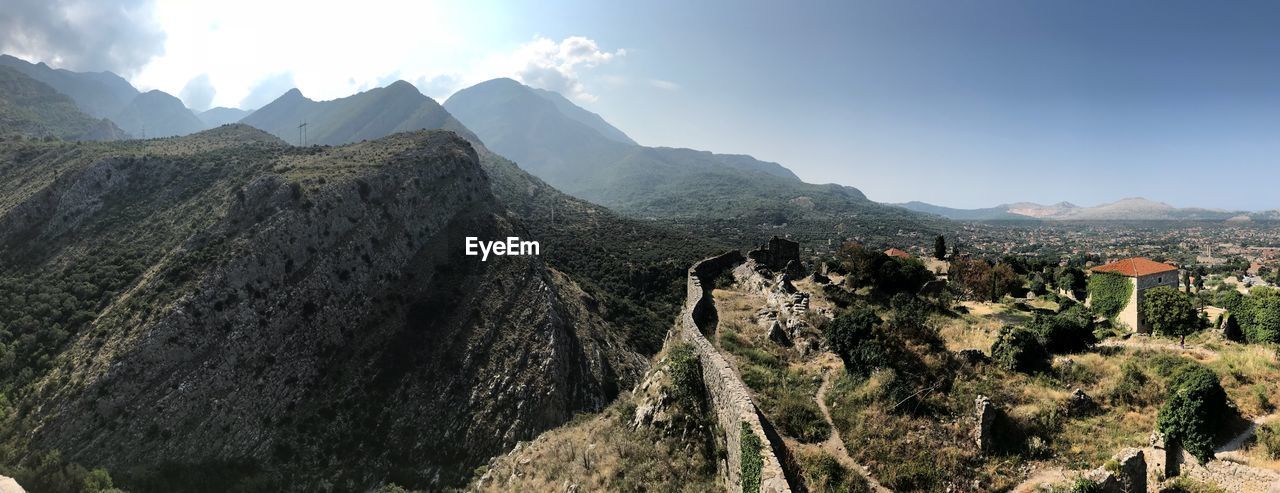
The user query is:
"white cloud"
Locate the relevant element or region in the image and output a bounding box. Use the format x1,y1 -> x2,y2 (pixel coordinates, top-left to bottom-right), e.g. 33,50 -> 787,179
126,1 -> 625,109
648,79 -> 680,91
510,36 -> 625,102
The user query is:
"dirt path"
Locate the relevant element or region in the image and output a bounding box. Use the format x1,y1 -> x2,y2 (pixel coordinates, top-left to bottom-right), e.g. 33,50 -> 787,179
1007,466 -> 1081,493
814,370 -> 892,493
1218,414 -> 1278,462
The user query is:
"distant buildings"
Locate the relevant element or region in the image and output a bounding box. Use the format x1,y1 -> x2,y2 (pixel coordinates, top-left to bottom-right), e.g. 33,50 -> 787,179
1089,257 -> 1179,333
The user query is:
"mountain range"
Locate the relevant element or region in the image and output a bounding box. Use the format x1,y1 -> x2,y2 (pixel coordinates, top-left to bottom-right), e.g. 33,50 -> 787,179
0,123 -> 724,490
0,65 -> 128,141
0,54 -> 209,140
240,81 -> 477,145
897,197 -> 1280,221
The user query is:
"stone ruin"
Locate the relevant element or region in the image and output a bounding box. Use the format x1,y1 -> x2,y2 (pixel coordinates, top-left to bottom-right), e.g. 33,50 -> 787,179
748,236 -> 800,272
974,395 -> 997,453
1085,448 -> 1146,493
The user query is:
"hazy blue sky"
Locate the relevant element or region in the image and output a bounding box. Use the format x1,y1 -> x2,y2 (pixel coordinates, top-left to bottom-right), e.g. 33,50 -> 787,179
4,0 -> 1279,210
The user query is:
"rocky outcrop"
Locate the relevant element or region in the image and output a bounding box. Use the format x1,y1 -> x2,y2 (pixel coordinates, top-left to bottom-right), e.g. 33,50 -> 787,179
5,129 -> 646,490
680,252 -> 792,492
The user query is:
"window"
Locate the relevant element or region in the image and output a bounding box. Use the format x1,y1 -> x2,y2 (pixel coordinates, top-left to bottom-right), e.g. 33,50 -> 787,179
1157,276 -> 1162,283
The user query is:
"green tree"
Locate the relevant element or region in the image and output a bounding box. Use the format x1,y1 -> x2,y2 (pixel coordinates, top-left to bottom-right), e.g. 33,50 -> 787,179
1242,287 -> 1280,344
1157,364 -> 1228,463
934,235 -> 947,260
1141,286 -> 1200,345
1182,270 -> 1192,294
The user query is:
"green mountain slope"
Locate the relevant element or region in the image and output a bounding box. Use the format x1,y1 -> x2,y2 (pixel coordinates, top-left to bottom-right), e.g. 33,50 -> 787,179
0,66 -> 128,141
0,125 -> 712,491
240,81 -> 478,145
110,90 -> 208,138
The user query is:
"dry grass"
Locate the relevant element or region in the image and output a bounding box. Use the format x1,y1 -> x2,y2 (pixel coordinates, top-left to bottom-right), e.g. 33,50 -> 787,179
471,401 -> 719,493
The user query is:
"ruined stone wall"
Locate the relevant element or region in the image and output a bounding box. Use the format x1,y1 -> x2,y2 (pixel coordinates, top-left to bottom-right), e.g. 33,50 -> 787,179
680,251 -> 792,493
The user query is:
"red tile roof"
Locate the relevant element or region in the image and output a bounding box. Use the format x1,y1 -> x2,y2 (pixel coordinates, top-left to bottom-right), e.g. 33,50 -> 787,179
884,248 -> 912,259
1089,257 -> 1178,277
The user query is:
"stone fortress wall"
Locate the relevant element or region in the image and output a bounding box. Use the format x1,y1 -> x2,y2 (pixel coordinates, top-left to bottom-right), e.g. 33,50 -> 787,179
679,251 -> 793,493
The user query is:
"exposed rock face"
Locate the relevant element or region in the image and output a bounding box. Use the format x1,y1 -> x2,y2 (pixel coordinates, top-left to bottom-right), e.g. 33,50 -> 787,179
1,128 -> 645,490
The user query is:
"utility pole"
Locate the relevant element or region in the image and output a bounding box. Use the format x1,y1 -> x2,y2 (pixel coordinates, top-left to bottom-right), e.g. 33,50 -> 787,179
298,122 -> 308,146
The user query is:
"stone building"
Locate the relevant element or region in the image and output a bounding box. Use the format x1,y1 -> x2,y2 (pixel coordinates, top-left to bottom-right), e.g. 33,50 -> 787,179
1088,257 -> 1179,333
748,236 -> 799,271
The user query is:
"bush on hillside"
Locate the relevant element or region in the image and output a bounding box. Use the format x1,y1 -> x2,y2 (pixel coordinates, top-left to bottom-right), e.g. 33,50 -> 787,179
990,325 -> 1050,374
1157,364 -> 1228,463
1028,305 -> 1096,353
824,307 -> 889,377
667,343 -> 704,411
1258,421 -> 1280,460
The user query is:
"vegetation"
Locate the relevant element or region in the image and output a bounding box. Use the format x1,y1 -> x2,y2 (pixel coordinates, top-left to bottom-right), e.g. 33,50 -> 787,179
1157,364 -> 1228,462
1087,272 -> 1132,320
831,242 -> 934,298
797,450 -> 871,493
950,257 -> 1022,301
741,422 -> 763,493
1140,286 -> 1200,341
990,325 -> 1050,373
824,307 -> 888,377
1257,420 -> 1280,460
668,344 -> 705,411
1027,305 -> 1096,353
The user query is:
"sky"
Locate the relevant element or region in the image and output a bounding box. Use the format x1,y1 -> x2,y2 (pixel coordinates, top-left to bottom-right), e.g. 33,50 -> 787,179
2,0 -> 1279,210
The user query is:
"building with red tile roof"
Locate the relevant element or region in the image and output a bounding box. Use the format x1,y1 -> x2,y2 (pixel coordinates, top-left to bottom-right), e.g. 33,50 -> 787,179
1088,257 -> 1179,333
884,248 -> 912,259
1089,257 -> 1178,278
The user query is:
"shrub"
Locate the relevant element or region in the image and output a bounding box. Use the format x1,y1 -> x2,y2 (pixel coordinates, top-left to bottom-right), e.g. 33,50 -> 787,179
990,325 -> 1050,373
1108,361 -> 1158,407
1028,305 -> 1095,353
741,422 -> 763,492
774,389 -> 831,443
1257,421 -> 1280,460
1087,272 -> 1131,320
1157,364 -> 1228,462
824,307 -> 888,377
668,343 -> 704,411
